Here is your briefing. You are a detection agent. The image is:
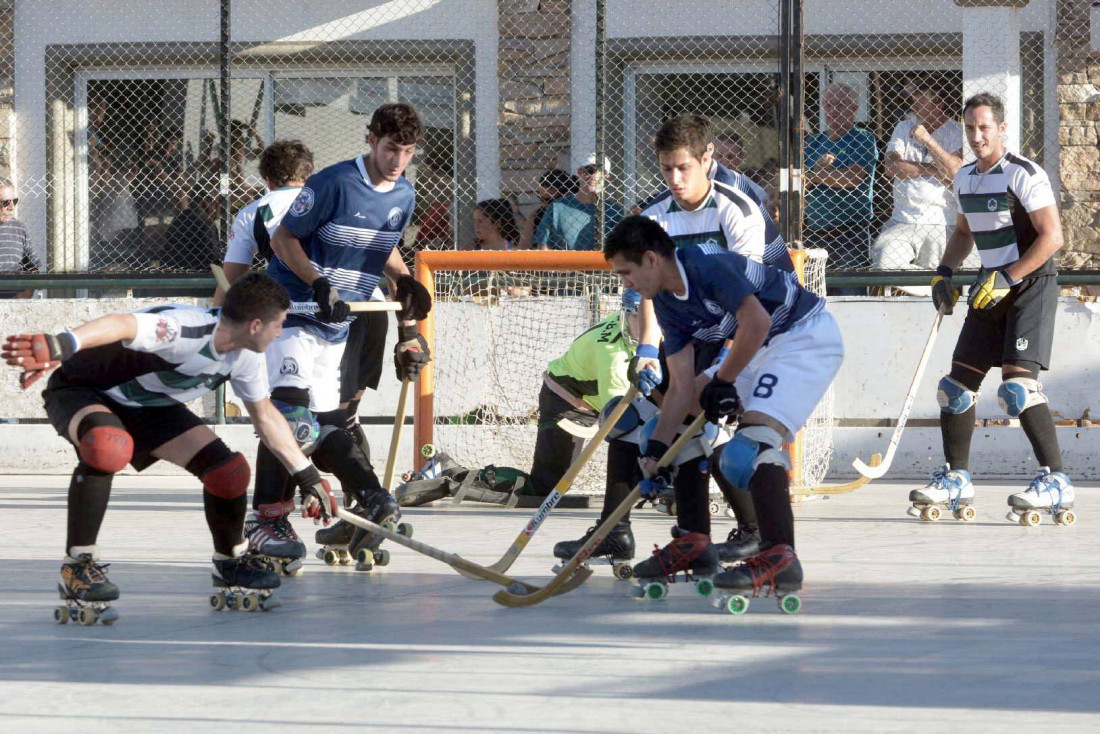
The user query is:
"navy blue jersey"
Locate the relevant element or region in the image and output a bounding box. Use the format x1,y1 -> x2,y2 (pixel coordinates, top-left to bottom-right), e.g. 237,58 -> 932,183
710,162 -> 793,273
655,244 -> 825,356
270,156 -> 414,341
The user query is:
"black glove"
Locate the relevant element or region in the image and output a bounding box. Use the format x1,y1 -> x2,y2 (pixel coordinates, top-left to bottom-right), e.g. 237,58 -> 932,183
311,277 -> 350,323
930,266 -> 960,315
699,378 -> 742,422
292,465 -> 338,524
395,275 -> 432,321
394,324 -> 431,381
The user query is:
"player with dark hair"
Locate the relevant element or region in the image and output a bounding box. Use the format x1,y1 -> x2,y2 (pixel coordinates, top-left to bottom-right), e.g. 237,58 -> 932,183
1,273 -> 339,622
915,93 -> 1074,526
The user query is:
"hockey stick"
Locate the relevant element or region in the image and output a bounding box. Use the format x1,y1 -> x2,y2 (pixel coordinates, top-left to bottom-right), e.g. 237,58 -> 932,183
382,378 -> 411,491
791,452 -> 882,496
476,385 -> 639,576
852,308 -> 945,480
210,264 -> 400,314
211,263 -> 231,292
334,507 -> 592,595
492,412 -> 708,608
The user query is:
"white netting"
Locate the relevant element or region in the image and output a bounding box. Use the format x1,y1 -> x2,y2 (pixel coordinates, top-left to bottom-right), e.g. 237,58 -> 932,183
792,248 -> 834,489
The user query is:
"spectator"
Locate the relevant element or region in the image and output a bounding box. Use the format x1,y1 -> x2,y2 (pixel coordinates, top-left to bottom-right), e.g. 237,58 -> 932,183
161,183 -> 221,271
89,144 -> 146,270
0,180 -> 43,298
713,130 -> 745,169
519,168 -> 574,250
872,81 -> 977,294
805,83 -> 879,275
413,170 -> 455,250
472,198 -> 520,250
533,153 -> 624,251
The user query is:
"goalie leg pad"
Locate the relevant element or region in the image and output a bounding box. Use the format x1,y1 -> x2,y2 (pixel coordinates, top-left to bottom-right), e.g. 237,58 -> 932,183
602,395 -> 657,443
937,375 -> 978,415
75,412 -> 134,474
271,387 -> 319,452
186,439 -> 250,500
717,424 -> 790,491
998,377 -> 1047,418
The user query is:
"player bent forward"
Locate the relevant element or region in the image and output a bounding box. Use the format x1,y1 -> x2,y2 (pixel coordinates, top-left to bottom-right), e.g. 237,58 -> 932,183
917,93 -> 1074,526
604,216 -> 843,598
1,273 -> 339,623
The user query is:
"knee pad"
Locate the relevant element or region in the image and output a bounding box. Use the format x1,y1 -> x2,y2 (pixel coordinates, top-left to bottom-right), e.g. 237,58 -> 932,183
602,395 -> 657,443
937,375 -> 978,415
271,387 -> 319,452
75,412 -> 133,474
717,425 -> 790,491
639,414 -> 720,467
998,377 -> 1048,418
186,440 -> 250,500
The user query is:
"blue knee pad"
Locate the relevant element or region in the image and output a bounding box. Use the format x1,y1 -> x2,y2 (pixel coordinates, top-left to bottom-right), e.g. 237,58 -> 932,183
717,425 -> 789,491
602,395 -> 656,443
997,377 -> 1047,418
937,375 -> 978,414
271,388 -> 320,452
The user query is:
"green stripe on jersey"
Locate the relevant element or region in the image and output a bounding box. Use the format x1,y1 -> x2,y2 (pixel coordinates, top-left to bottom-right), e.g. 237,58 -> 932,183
666,194 -> 717,214
973,226 -> 1017,251
116,380 -> 181,407
154,370 -> 226,391
958,193 -> 1009,214
671,231 -> 728,249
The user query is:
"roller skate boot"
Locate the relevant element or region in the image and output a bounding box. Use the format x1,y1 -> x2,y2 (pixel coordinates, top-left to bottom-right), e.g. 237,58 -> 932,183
210,546 -> 282,613
552,521 -> 635,580
1006,468 -> 1076,527
714,524 -> 762,563
631,527 -> 719,600
712,544 -> 803,615
244,501 -> 306,576
55,546 -> 120,626
319,489 -> 412,570
908,465 -> 975,522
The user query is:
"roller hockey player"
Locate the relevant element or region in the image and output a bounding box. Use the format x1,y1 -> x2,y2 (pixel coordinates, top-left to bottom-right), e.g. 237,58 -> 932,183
258,103 -> 432,570
604,216 -> 843,608
1,274 -> 339,623
916,93 -> 1075,528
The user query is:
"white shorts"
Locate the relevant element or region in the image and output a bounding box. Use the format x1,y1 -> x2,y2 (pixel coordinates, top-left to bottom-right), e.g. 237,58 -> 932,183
266,327 -> 346,412
731,311 -> 844,441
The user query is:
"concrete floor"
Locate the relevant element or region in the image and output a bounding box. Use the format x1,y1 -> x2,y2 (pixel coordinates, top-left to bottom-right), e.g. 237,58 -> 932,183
0,474 -> 1096,733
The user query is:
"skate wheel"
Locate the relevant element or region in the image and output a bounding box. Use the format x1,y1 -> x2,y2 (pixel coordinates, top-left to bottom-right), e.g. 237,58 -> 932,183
921,505 -> 941,522
1021,510 -> 1042,527
241,593 -> 260,612
54,606 -> 68,624
1057,509 -> 1076,526
78,608 -> 97,626
228,594 -> 242,611
954,505 -> 977,522
612,562 -> 634,581
397,522 -> 413,538
779,594 -> 802,615
695,578 -> 715,597
323,549 -> 339,566
99,608 -> 119,625
643,582 -> 667,601
355,548 -> 373,566
381,520 -> 397,533
373,549 -> 390,567
726,595 -> 749,615
421,443 -> 436,458
709,501 -> 722,516
210,592 -> 226,611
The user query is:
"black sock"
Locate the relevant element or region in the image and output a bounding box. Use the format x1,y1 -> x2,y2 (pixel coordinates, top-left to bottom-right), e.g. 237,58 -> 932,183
941,408 -> 976,472
204,491 -> 247,555
714,469 -> 757,529
254,442 -> 292,508
749,463 -> 793,549
673,456 -> 711,536
1019,403 -> 1063,472
603,440 -> 640,526
66,463 -> 114,552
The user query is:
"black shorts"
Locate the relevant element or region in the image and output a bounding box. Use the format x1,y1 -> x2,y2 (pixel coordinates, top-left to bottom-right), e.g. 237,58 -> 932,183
656,339 -> 724,393
953,274 -> 1057,372
42,370 -> 205,471
340,310 -> 389,402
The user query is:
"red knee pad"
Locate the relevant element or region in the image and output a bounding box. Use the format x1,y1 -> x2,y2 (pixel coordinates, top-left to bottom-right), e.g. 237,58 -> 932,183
203,452 -> 251,500
76,415 -> 134,474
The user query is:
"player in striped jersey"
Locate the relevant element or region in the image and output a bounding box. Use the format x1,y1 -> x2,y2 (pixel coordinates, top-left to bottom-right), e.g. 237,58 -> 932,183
917,93 -> 1074,523
605,216 -> 843,598
1,274 -> 339,617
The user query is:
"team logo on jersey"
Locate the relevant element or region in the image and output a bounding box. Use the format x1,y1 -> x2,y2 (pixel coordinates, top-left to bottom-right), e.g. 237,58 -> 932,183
290,187 -> 315,217
703,299 -> 724,316
987,198 -> 998,212
386,206 -> 404,230
280,357 -> 299,375
1016,337 -> 1029,351
154,318 -> 177,344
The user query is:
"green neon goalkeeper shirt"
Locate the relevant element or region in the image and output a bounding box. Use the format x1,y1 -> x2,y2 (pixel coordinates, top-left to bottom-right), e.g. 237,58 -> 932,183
546,313 -> 634,413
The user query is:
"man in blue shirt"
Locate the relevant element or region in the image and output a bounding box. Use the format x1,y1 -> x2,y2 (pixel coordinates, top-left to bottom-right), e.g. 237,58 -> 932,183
805,83 -> 879,273
604,215 -> 843,600
533,153 -> 624,251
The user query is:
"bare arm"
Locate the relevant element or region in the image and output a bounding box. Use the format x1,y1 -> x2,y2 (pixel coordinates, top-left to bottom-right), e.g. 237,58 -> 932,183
244,397 -> 312,472
810,163 -> 869,189
938,213 -> 976,271
69,314 -> 139,350
912,125 -> 964,184
270,224 -> 321,286
884,151 -> 940,181
382,246 -> 417,329
212,262 -> 251,307
1004,205 -> 1063,282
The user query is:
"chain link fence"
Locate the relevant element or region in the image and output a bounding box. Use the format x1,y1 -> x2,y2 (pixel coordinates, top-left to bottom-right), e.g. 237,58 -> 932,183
0,1 -> 1095,288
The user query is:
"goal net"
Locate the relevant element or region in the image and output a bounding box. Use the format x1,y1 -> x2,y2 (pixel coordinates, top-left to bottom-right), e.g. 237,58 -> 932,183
413,249 -> 833,493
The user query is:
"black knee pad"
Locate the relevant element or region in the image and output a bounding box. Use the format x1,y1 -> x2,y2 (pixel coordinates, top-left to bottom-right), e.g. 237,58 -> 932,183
313,426 -> 380,499
271,386 -> 310,408
75,412 -> 133,474
185,439 -> 250,500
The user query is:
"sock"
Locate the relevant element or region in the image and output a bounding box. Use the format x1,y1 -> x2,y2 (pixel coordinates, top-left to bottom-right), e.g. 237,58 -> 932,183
603,440 -> 641,526
1019,403 -> 1063,472
66,463 -> 114,552
941,407 -> 976,472
714,469 -> 757,529
204,491 -> 247,556
673,456 -> 711,536
253,442 -> 292,507
749,463 -> 793,549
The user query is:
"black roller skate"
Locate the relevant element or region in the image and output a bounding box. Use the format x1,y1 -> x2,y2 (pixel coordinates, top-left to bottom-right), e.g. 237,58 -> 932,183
552,521 -> 635,580
55,546 -> 120,626
245,501 -> 306,576
316,489 -> 412,570
631,527 -> 719,600
712,544 -> 803,615
210,551 -> 282,613
714,524 -> 761,563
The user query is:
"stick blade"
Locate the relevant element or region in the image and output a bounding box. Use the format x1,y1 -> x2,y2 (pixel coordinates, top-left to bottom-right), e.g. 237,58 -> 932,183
851,452 -> 886,479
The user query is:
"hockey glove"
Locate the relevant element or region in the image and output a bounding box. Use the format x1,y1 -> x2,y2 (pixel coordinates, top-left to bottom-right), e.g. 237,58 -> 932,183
293,465 -> 338,525
969,268 -> 1019,311
699,378 -> 742,423
394,275 -> 433,321
2,332 -> 79,389
628,343 -> 662,397
638,438 -> 674,500
311,276 -> 351,323
394,324 -> 431,381
930,266 -> 960,315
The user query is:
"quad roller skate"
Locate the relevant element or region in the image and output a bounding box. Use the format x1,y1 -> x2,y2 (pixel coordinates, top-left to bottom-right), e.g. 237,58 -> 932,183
631,527 -> 719,600
552,521 -> 636,580
244,501 -> 306,576
55,547 -> 120,626
908,465 -> 976,522
714,524 -> 762,563
210,552 -> 281,613
316,489 -> 411,570
1006,468 -> 1077,527
712,544 -> 803,616
708,491 -> 729,517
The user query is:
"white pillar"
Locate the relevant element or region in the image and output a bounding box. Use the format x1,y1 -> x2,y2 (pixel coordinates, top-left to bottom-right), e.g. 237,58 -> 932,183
961,4 -> 1023,153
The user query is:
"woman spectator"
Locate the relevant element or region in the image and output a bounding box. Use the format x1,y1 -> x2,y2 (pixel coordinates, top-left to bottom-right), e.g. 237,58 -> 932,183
472,198 -> 521,250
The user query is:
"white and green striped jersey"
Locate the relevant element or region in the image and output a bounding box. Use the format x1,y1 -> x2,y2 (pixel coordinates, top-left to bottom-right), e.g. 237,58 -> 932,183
225,186 -> 302,265
955,153 -> 1057,277
59,305 -> 269,408
639,179 -> 767,264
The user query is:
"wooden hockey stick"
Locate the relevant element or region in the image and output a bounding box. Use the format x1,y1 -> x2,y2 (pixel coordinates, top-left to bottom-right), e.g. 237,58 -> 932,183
492,412 -> 708,608
477,385 -> 638,576
791,453 -> 882,496
211,264 -> 400,314
383,378 -> 411,491
852,308 -> 945,480
210,263 -> 231,292
334,508 -> 592,595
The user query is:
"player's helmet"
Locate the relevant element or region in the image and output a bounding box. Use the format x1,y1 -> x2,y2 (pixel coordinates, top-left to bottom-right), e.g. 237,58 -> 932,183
620,288 -> 642,346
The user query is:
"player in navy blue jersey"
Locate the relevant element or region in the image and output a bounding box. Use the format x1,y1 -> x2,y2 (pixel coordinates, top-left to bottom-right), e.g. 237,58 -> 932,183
250,103 -> 433,570
604,215 -> 843,598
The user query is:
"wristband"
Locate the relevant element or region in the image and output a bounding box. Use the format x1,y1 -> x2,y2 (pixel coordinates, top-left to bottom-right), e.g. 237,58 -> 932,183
636,343 -> 659,360
935,265 -> 953,278
292,464 -> 321,485
290,460 -> 313,476
60,331 -> 81,357
398,324 -> 418,342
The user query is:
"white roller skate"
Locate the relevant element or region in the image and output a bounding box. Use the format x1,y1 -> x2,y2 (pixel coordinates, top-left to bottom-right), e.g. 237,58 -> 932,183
908,465 -> 975,522
1006,468 -> 1076,527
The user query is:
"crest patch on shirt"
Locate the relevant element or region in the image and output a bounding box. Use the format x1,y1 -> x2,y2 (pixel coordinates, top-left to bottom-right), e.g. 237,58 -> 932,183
155,318 -> 177,344
703,299 -> 724,316
386,206 -> 404,230
290,187 -> 315,217
280,357 -> 299,375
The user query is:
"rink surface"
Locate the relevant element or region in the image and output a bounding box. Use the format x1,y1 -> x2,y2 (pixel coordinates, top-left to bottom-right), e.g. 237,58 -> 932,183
0,474 -> 1097,733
